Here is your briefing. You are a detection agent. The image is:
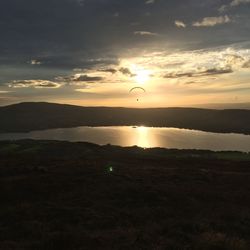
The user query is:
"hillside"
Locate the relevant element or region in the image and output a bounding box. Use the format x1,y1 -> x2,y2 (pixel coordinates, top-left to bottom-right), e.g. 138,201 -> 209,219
1,102 -> 250,134
1,140 -> 250,249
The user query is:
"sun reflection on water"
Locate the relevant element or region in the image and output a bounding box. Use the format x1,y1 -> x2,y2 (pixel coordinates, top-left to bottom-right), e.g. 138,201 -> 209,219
137,126 -> 150,148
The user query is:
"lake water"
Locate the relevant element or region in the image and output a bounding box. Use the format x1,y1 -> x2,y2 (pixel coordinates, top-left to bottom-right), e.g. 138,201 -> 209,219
1,126 -> 250,152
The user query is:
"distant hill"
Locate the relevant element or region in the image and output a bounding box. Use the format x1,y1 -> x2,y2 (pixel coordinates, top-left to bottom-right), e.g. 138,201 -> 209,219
193,102 -> 250,110
1,102 -> 250,134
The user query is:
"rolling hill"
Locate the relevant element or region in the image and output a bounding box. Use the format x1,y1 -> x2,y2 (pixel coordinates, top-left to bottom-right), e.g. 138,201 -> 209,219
0,102 -> 250,134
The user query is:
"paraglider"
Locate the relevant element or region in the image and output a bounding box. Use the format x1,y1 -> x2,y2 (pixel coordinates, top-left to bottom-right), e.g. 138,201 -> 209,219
129,87 -> 146,102
129,87 -> 146,93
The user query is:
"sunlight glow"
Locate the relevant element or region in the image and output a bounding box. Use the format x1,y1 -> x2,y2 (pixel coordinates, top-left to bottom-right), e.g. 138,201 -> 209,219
135,69 -> 151,84
126,63 -> 152,85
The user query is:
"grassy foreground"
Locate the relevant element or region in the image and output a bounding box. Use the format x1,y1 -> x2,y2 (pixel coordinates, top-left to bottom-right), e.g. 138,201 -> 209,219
0,140 -> 250,249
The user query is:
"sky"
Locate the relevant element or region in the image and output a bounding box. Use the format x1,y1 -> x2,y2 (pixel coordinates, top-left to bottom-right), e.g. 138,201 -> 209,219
0,0 -> 250,107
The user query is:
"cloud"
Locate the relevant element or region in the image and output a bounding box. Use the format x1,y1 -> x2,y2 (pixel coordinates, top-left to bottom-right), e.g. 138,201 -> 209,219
73,75 -> 103,82
242,60 -> 250,68
218,5 -> 228,12
230,0 -> 250,6
55,74 -> 104,87
164,67 -> 233,79
225,54 -> 245,68
134,31 -> 158,36
8,80 -> 61,88
219,0 -> 250,12
200,68 -> 233,76
164,72 -> 193,78
119,67 -> 136,77
145,0 -> 155,4
99,68 -> 117,74
175,20 -> 186,28
28,59 -> 42,65
193,15 -> 231,27
56,66 -> 137,88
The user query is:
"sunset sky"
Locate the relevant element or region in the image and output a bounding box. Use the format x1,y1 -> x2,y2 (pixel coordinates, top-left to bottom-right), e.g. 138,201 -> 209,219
1,0 -> 250,107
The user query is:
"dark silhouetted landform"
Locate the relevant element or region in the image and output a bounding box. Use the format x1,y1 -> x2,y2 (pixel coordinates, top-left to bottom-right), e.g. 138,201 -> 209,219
193,102 -> 250,110
1,102 -> 250,134
1,140 -> 250,249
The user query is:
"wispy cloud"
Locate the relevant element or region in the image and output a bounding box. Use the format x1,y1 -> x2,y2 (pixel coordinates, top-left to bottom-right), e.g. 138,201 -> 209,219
134,31 -> 158,36
120,43 -> 250,84
175,20 -> 186,28
9,43 -> 249,97
219,0 -> 250,12
231,0 -> 250,6
119,67 -> 136,77
113,12 -> 119,18
193,15 -> 231,27
99,68 -> 117,74
145,0 -> 155,4
8,80 -> 61,89
73,75 -> 103,82
75,44 -> 250,85
54,66 -> 137,89
28,60 -> 42,65
164,67 -> 233,79
242,60 -> 250,68
55,74 -> 104,86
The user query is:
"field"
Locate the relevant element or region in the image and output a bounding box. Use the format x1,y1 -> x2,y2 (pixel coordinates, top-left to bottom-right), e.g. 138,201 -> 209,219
1,140 -> 250,249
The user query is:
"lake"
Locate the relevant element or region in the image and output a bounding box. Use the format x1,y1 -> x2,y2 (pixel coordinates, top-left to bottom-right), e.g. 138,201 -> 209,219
1,126 -> 250,152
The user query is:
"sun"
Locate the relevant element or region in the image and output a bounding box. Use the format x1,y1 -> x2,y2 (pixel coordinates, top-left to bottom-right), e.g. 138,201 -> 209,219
128,64 -> 151,84
135,69 -> 151,84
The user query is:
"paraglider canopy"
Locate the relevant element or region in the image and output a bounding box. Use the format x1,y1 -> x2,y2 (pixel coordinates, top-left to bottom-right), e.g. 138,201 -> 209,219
129,87 -> 146,93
